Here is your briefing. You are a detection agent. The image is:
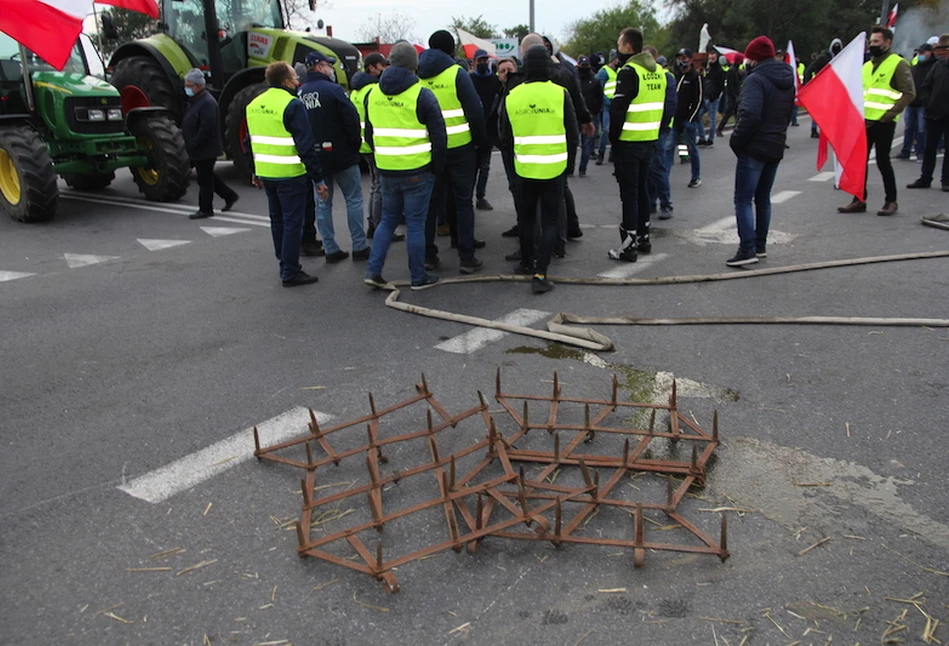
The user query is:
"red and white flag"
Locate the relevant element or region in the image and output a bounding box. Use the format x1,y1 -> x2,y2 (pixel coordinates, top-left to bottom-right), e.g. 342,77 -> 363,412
785,40 -> 801,96
0,0 -> 158,71
886,3 -> 899,28
797,33 -> 868,201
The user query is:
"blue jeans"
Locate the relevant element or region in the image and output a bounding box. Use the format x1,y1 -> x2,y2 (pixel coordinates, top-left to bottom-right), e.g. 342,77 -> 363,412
580,117 -> 598,172
648,130 -> 673,209
369,173 -> 434,285
263,176 -> 309,281
598,106 -> 611,157
316,163 -> 368,255
734,155 -> 780,253
900,106 -> 925,158
699,98 -> 720,140
673,121 -> 701,181
791,105 -> 799,126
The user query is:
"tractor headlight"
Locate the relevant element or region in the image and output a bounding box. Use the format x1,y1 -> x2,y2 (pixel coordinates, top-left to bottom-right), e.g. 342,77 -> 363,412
106,108 -> 123,121
87,109 -> 106,121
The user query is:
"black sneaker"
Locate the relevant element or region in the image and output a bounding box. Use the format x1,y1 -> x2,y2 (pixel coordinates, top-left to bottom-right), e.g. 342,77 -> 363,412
726,249 -> 759,267
459,256 -> 484,274
578,169 -> 586,177
658,206 -> 673,220
567,228 -> 583,239
352,247 -> 371,261
476,198 -> 493,211
473,239 -> 486,249
609,247 -> 637,262
810,131 -> 820,139
553,243 -> 566,258
595,157 -> 604,166
363,273 -> 388,289
424,256 -> 441,271
943,184 -> 949,192
188,210 -> 213,220
688,178 -> 702,188
411,275 -> 440,290
504,249 -> 522,261
755,244 -> 767,258
532,275 -> 555,294
301,241 -> 325,257
222,196 -> 239,212
513,263 -> 533,275
325,250 -> 349,263
907,179 -> 931,189
501,224 -> 520,238
282,271 -> 319,287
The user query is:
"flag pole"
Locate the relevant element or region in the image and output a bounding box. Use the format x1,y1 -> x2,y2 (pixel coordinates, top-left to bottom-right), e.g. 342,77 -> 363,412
880,0 -> 889,25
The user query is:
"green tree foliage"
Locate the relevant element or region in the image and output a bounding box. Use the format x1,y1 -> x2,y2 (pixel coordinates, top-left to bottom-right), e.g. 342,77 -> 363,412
562,1 -> 664,57
503,24 -> 531,40
94,8 -> 157,59
450,14 -> 498,39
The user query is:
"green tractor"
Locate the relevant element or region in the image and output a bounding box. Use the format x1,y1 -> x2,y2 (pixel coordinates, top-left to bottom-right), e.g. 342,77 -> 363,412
0,33 -> 189,223
107,0 -> 362,177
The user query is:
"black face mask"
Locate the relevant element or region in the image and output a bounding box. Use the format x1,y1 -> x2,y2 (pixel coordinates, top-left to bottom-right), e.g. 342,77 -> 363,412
476,62 -> 489,74
868,45 -> 888,57
579,67 -> 592,77
617,51 -> 633,64
677,60 -> 690,71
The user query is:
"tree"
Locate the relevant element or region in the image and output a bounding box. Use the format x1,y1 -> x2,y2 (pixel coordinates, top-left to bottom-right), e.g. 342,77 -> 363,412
450,14 -> 498,39
503,24 -> 531,40
93,8 -> 157,59
357,11 -> 417,43
562,1 -> 663,57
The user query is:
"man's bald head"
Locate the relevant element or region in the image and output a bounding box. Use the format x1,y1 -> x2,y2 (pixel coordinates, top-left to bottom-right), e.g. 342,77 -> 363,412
520,33 -> 545,58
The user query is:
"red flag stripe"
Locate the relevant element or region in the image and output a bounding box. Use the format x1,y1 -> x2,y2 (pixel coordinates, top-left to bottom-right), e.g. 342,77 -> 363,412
96,0 -> 159,19
0,0 -> 84,71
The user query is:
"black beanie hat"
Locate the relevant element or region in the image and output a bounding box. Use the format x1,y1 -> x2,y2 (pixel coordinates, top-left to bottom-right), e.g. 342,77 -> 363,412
524,45 -> 551,80
429,30 -> 455,56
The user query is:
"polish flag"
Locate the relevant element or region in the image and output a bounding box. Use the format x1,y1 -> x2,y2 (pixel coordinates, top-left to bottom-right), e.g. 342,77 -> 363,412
797,33 -> 867,201
784,40 -> 800,93
455,27 -> 497,59
0,0 -> 158,71
886,3 -> 899,28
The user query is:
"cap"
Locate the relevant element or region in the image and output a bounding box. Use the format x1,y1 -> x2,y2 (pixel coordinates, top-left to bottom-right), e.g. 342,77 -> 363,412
656,55 -> 668,66
305,50 -> 336,67
577,55 -> 591,67
608,48 -> 618,61
918,43 -> 934,52
677,48 -> 692,58
363,52 -> 389,69
473,49 -> 489,60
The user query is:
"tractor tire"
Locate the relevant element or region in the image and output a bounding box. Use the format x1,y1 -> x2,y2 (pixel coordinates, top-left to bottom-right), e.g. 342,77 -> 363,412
62,171 -> 115,191
111,56 -> 183,123
225,83 -> 267,178
128,115 -> 190,202
0,124 -> 58,223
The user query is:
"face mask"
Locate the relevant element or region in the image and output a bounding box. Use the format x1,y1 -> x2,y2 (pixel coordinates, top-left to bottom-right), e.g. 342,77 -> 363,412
476,62 -> 489,74
617,51 -> 632,64
677,60 -> 689,70
868,45 -> 887,57
184,87 -> 195,97
918,55 -> 928,62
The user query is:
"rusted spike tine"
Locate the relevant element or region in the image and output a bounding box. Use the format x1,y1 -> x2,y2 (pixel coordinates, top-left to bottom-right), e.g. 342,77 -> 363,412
720,513 -> 728,554
377,447 -> 388,464
554,498 -> 562,540
295,521 -> 308,552
554,432 -> 560,461
648,409 -> 656,434
593,471 -> 600,500
367,455 -> 379,485
304,439 -> 314,466
611,374 -> 618,404
366,423 -> 374,447
670,379 -> 678,410
488,418 -> 498,454
519,466 -> 526,485
428,435 -> 440,463
300,478 -> 311,508
420,373 -> 429,395
690,444 -> 698,473
449,455 -> 456,490
496,367 -> 501,397
253,426 -> 261,456
477,390 -> 487,408
553,371 -> 560,398
308,408 -> 321,436
368,392 -> 378,418
634,503 -> 645,545
578,458 -> 593,489
427,408 -> 434,432
666,479 -> 675,509
369,491 -> 383,528
523,400 -> 529,430
376,543 -> 384,571
441,470 -> 450,499
713,410 -> 719,441
622,438 -> 630,467
476,494 -> 484,530
584,403 -> 590,428
518,477 -> 531,526
448,509 -> 462,549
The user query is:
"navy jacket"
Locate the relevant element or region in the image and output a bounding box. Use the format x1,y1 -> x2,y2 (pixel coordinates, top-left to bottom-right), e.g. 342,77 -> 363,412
182,89 -> 223,161
364,65 -> 447,177
349,70 -> 378,93
244,86 -> 324,183
417,49 -> 488,149
729,58 -> 796,163
298,71 -> 362,175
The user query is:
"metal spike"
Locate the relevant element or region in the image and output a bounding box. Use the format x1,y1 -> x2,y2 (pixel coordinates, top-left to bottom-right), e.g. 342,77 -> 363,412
441,471 -> 450,499
368,392 -> 377,418
308,408 -> 321,436
670,379 -> 678,410
420,373 -> 429,394
300,478 -> 311,508
518,476 -> 530,525
554,432 -> 560,461
295,521 -> 307,551
519,466 -> 526,485
578,458 -> 593,488
449,455 -> 456,490
713,410 -> 719,441
584,403 -> 590,428
623,438 -> 630,467
593,471 -> 600,499
253,426 -> 261,456
476,494 -> 483,530
304,439 -> 313,466
554,498 -> 562,545
376,543 -> 384,570
634,503 -> 644,545
367,455 -> 379,484
477,390 -> 487,408
496,367 -> 501,397
553,371 -> 560,398
720,513 -> 728,553
611,374 -> 618,404
648,409 -> 656,434
426,408 -> 434,432
448,508 -> 461,546
691,444 -> 698,473
666,479 -> 675,509
523,400 -> 529,430
429,435 -> 439,463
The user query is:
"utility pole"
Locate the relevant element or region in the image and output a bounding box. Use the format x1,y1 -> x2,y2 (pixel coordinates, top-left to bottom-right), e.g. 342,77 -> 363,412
529,0 -> 535,33
880,0 -> 889,25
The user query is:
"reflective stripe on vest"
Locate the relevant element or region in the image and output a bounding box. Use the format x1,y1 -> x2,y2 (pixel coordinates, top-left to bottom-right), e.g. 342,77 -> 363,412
507,80 -> 568,180
366,81 -> 432,171
619,61 -> 666,142
422,66 -> 472,148
246,87 -> 306,179
862,54 -> 903,122
602,65 -> 618,99
351,83 -> 375,154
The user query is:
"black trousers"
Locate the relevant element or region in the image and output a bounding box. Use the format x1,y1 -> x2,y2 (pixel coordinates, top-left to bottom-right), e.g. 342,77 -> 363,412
303,180 -> 318,244
515,174 -> 564,275
920,117 -> 949,186
718,98 -> 739,133
613,141 -> 655,240
194,158 -> 237,214
865,120 -> 897,203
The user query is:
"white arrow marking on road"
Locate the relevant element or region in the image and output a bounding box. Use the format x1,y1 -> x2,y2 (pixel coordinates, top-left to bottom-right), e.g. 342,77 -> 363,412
771,190 -> 801,204
210,215 -> 270,228
118,407 -> 332,503
200,226 -> 251,238
64,253 -> 121,269
598,253 -> 669,279
435,308 -> 550,354
808,171 -> 836,182
61,191 -> 271,221
137,238 -> 192,251
0,270 -> 36,283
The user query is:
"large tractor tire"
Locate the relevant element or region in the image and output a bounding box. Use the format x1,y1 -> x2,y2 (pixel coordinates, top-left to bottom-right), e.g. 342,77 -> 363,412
128,115 -> 190,202
62,171 -> 115,191
225,83 -> 267,178
0,125 -> 58,223
111,56 -> 183,122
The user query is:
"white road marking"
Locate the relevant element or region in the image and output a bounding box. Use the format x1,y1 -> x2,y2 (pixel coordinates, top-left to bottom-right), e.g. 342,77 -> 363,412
64,253 -> 121,269
61,191 -> 271,222
0,270 -> 36,283
61,194 -> 193,215
808,171 -> 836,182
118,407 -> 332,503
201,226 -> 251,237
597,252 -> 669,279
683,217 -> 797,246
210,215 -> 270,228
137,238 -> 192,251
435,308 -> 550,354
771,190 -> 801,204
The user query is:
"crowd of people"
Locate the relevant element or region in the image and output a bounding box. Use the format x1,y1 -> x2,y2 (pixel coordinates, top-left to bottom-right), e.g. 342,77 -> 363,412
178,26 -> 949,289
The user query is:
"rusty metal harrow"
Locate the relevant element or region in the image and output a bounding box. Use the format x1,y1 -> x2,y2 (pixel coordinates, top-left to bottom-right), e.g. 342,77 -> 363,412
254,370 -> 729,593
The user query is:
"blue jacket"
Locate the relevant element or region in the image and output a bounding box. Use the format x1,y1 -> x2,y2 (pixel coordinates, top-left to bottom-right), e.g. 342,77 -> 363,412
349,70 -> 378,93
364,65 -> 447,177
182,89 -> 223,161
729,58 -> 795,163
244,86 -> 324,183
417,49 -> 488,149
298,71 -> 362,175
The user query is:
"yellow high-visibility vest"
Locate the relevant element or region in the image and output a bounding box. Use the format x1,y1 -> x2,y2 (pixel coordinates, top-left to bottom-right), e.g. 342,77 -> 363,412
602,65 -> 618,100
246,87 -> 306,179
366,81 -> 432,172
506,81 -> 568,180
422,66 -> 472,149
862,53 -> 903,122
619,61 -> 666,142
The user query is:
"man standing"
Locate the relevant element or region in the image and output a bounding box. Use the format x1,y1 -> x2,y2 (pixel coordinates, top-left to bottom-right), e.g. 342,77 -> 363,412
419,30 -> 487,274
596,50 -> 620,165
726,36 -> 795,267
717,54 -> 745,135
182,68 -> 238,219
645,45 -> 678,220
363,42 -> 447,290
908,34 -> 949,191
577,56 -> 603,176
839,26 -> 915,216
698,49 -> 725,146
897,43 -> 933,161
609,28 -> 668,262
246,62 -> 328,287
470,48 -> 502,211
672,49 -> 703,187
299,51 -> 371,262
500,45 -> 578,294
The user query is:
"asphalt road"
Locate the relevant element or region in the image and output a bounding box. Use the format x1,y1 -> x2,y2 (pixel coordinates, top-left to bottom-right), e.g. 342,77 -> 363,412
2,117 -> 948,646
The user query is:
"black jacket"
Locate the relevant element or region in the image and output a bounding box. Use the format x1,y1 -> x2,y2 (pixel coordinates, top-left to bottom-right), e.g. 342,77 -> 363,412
910,56 -> 936,108
298,71 -> 362,175
364,65 -> 447,177
609,53 -> 673,144
730,58 -> 796,163
674,67 -> 703,123
920,56 -> 949,121
578,69 -> 604,120
182,89 -> 223,161
471,70 -> 502,144
499,79 -> 579,177
725,63 -> 745,101
417,49 -> 488,149
703,61 -> 726,101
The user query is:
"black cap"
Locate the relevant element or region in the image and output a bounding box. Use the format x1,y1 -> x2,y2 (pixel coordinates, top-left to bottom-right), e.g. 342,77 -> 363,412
577,55 -> 591,67
677,48 -> 692,58
305,50 -> 336,67
363,52 -> 389,70
918,43 -> 934,52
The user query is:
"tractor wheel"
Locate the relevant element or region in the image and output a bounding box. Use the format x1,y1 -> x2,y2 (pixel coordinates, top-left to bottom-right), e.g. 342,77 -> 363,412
111,56 -> 182,122
0,124 -> 58,223
62,171 -> 115,191
225,83 -> 267,178
128,115 -> 190,202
